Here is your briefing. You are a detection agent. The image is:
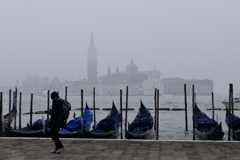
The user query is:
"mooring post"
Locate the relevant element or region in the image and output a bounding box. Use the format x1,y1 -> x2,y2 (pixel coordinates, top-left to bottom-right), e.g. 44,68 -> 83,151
30,93 -> 33,127
212,92 -> 215,120
93,87 -> 96,127
14,88 -> 17,130
184,84 -> 188,131
227,84 -> 231,141
8,89 -> 11,128
65,86 -> 68,101
47,90 -> 50,129
230,84 -> 234,140
154,88 -> 157,131
156,89 -> 159,140
0,92 -> 3,136
125,86 -> 128,136
120,89 -> 123,139
19,92 -> 22,129
192,85 -> 195,140
81,89 -> 83,117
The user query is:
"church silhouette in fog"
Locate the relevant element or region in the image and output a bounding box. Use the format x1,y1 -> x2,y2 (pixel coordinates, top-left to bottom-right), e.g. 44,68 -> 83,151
67,33 -> 213,96
68,33 -> 161,96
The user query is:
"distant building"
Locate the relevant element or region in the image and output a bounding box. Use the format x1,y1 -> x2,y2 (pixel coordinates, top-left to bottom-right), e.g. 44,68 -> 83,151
68,33 -> 213,96
161,77 -> 213,96
87,32 -> 97,84
96,59 -> 161,95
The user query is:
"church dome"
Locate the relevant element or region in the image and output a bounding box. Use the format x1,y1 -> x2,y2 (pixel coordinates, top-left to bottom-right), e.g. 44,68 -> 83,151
126,59 -> 138,73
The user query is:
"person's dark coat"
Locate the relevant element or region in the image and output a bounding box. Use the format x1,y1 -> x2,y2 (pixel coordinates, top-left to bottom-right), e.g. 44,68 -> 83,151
49,98 -> 64,128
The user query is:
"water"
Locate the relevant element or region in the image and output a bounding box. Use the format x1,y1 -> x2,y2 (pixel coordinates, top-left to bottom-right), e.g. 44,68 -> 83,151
1,94 -> 233,140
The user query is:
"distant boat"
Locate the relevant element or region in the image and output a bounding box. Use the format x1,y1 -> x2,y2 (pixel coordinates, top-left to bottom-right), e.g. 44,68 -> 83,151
41,90 -> 61,97
222,98 -> 240,108
41,90 -> 51,96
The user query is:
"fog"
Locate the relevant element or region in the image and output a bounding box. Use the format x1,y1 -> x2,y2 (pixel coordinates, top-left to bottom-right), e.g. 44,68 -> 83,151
0,0 -> 240,94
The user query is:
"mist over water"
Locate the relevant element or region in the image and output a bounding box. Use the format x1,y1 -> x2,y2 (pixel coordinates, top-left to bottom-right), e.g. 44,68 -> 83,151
1,1 -> 240,94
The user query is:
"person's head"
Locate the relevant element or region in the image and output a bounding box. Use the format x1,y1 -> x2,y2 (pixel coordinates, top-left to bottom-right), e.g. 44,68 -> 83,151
51,91 -> 59,100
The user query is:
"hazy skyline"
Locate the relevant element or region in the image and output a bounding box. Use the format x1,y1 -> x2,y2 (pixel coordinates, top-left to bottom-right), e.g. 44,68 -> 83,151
0,1 -> 240,94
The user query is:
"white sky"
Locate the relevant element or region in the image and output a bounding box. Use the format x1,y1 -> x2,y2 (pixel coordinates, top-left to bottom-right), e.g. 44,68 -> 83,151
0,0 -> 240,94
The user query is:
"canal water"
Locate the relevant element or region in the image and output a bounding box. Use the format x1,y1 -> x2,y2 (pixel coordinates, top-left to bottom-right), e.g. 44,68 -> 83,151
1,94 -> 233,140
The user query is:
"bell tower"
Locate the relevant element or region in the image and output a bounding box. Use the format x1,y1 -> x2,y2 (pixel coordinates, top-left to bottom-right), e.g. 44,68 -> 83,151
87,32 -> 97,84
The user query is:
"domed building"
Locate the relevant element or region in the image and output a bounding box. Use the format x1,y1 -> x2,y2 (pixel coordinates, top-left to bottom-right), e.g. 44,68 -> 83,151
126,59 -> 138,73
66,33 -> 213,96
67,33 -> 161,95
96,59 -> 161,95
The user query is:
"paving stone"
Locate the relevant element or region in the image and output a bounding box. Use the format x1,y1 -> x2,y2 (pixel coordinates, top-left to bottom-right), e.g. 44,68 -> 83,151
1,138 -> 240,160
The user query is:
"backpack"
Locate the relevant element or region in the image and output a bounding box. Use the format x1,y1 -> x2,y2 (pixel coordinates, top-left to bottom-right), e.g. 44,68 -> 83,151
59,98 -> 71,123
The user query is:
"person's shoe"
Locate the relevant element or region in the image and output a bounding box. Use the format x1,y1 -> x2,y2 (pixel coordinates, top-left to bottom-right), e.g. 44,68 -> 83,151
56,147 -> 64,154
50,148 -> 57,153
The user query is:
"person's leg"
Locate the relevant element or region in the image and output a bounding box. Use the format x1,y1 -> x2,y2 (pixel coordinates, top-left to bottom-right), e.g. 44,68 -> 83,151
50,127 -> 63,150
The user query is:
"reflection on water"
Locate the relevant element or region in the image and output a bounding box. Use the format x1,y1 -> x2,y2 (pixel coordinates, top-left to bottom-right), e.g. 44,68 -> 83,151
1,94 -> 232,140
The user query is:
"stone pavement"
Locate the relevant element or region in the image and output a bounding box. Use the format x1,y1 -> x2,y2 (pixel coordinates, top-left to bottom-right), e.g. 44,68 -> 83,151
0,138 -> 240,160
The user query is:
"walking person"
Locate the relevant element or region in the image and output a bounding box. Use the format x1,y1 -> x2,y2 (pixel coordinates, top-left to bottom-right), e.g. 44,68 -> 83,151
49,91 -> 64,154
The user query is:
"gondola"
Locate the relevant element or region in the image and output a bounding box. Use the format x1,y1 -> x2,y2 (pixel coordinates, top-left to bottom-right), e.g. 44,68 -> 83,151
194,103 -> 224,140
58,103 -> 93,138
225,108 -> 240,140
86,101 -> 121,138
4,89 -> 45,137
4,118 -> 46,137
125,101 -> 154,139
4,89 -> 17,126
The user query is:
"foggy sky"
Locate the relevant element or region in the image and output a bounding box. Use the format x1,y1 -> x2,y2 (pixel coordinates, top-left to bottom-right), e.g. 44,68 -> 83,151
0,0 -> 240,94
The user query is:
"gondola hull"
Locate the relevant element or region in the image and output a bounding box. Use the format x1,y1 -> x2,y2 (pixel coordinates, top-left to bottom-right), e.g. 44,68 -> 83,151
125,101 -> 154,139
195,127 -> 224,140
4,126 -> 45,137
125,127 -> 154,139
86,127 -> 119,138
194,103 -> 224,140
57,125 -> 92,138
225,108 -> 240,140
87,102 -> 121,139
233,130 -> 240,140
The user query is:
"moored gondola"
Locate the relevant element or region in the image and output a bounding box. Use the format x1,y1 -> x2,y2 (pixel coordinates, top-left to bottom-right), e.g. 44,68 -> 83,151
57,103 -> 93,138
5,118 -> 46,137
86,101 -> 121,138
225,108 -> 240,140
194,103 -> 224,140
125,101 -> 154,139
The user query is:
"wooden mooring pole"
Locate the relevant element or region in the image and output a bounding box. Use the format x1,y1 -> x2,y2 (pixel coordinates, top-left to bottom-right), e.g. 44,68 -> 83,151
125,86 -> 128,137
229,83 -> 234,140
156,89 -> 159,140
81,90 -> 83,118
192,85 -> 195,140
30,93 -> 33,127
154,88 -> 157,131
19,92 -> 22,129
231,84 -> 234,140
0,92 -> 3,136
120,89 -> 123,139
14,88 -> 17,130
212,92 -> 215,120
184,84 -> 188,131
65,86 -> 68,101
227,83 -> 233,141
93,88 -> 96,127
8,89 -> 11,128
47,90 -> 50,129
